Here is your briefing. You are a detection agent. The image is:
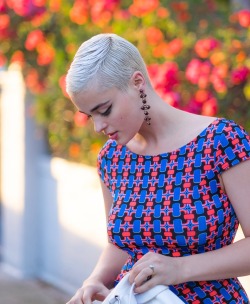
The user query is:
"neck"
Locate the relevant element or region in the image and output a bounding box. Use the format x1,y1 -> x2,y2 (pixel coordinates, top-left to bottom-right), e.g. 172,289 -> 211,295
128,90 -> 214,155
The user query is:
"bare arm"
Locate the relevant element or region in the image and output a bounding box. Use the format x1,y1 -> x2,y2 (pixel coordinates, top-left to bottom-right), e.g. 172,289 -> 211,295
67,179 -> 127,303
87,242 -> 128,288
181,159 -> 250,282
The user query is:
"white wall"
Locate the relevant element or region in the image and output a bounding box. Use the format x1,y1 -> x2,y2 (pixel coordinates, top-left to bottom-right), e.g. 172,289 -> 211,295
0,66 -> 249,298
37,157 -> 106,293
0,66 -> 107,295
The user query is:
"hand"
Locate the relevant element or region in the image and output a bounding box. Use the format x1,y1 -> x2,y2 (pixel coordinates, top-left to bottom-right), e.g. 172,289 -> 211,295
128,252 -> 182,293
66,278 -> 110,304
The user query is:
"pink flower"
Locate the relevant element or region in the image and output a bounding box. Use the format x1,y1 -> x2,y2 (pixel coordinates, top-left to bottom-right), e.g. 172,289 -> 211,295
0,0 -> 7,12
185,91 -> 218,116
231,66 -> 249,85
210,67 -> 227,93
148,62 -> 179,92
237,9 -> 250,28
184,97 -> 202,114
6,0 -> 46,18
202,96 -> 218,116
164,38 -> 183,58
25,29 -> 44,51
89,0 -> 119,25
194,38 -> 220,58
162,91 -> 180,107
185,59 -> 211,89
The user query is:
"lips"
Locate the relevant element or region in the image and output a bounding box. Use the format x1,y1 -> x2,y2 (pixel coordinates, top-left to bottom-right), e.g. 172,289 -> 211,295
108,131 -> 118,140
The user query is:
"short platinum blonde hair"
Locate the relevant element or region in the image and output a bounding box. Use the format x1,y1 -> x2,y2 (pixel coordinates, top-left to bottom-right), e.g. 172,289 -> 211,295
66,33 -> 152,96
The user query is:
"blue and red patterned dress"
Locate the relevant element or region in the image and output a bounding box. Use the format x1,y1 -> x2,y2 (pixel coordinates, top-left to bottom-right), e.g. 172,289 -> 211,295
97,118 -> 250,303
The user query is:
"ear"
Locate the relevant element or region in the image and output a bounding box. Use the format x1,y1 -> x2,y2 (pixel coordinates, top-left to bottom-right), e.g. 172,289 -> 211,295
131,71 -> 145,90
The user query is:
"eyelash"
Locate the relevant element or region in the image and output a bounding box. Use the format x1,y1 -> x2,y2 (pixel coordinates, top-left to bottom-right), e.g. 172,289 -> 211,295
101,105 -> 112,117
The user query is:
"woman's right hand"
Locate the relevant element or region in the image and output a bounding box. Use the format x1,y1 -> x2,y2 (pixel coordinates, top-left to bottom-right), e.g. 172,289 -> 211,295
66,278 -> 111,304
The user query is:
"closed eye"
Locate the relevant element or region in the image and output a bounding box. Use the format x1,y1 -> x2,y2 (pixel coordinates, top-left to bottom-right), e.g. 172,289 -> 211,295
100,105 -> 112,117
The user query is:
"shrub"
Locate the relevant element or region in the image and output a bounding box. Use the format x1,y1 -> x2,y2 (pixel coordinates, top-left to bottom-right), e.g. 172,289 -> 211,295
1,0 -> 249,165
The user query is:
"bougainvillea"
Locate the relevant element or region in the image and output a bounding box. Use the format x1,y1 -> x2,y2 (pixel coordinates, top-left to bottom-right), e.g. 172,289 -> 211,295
1,0 -> 250,165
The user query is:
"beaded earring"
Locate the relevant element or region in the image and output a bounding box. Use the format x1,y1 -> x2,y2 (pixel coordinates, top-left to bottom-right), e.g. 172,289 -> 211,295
139,89 -> 151,125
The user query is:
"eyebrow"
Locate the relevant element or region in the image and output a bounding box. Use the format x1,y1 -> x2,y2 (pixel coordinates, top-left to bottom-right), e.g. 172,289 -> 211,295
78,100 -> 110,115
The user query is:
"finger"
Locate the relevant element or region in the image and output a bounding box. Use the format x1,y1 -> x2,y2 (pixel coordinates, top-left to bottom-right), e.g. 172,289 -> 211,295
66,289 -> 84,304
134,276 -> 157,294
129,261 -> 152,284
95,288 -> 111,301
81,291 -> 94,304
66,297 -> 83,304
134,266 -> 155,288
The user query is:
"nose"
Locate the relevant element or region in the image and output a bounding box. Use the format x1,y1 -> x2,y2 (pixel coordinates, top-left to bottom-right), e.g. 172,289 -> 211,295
93,117 -> 108,134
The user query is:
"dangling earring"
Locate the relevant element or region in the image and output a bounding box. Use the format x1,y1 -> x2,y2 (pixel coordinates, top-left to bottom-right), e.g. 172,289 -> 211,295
139,89 -> 151,125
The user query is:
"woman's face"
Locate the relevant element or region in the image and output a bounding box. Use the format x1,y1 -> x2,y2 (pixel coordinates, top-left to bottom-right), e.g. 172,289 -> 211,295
72,83 -> 145,146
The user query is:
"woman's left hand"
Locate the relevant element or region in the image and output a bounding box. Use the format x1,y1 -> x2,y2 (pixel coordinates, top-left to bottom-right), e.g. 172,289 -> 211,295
128,252 -> 182,293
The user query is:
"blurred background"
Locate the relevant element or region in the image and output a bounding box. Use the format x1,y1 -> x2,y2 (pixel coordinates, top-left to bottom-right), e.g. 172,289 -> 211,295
0,0 -> 250,303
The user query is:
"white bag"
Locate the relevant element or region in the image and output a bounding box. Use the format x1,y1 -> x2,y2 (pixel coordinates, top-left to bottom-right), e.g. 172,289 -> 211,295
102,273 -> 184,304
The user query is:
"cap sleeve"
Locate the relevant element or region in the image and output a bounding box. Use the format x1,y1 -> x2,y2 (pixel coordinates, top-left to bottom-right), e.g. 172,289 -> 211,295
214,120 -> 250,174
97,140 -> 112,189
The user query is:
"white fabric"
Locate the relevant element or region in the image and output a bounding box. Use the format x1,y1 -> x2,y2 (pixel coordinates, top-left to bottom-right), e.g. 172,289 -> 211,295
102,273 -> 184,304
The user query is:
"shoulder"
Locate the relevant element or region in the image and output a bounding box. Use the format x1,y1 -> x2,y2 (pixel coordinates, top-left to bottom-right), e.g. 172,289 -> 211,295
213,117 -> 250,143
213,118 -> 250,173
97,139 -> 125,163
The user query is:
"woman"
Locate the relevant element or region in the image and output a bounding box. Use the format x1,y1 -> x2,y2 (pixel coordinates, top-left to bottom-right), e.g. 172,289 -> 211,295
65,33 -> 250,303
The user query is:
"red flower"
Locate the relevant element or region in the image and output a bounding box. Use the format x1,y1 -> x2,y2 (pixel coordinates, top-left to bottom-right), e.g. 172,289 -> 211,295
70,0 -> 88,25
162,91 -> 180,107
49,0 -> 61,12
0,0 -> 7,12
231,66 -> 249,85
33,0 -> 46,6
186,59 -> 211,89
195,90 -> 211,103
185,92 -> 218,116
237,9 -> 250,28
129,0 -> 159,17
148,62 -> 179,92
164,38 -> 183,58
25,68 -> 46,93
0,19 -> 12,40
157,7 -> 169,18
36,41 -> 55,65
11,50 -> 25,67
90,0 -> 119,26
210,66 -> 227,93
6,0 -> 46,18
171,1 -> 190,22
146,27 -> 163,46
194,38 -> 220,58
0,14 -> 10,30
202,96 -> 218,116
25,29 -> 44,51
74,112 -> 89,127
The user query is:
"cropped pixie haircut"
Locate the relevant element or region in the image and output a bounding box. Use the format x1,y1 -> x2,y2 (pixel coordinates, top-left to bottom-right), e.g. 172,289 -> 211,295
66,33 -> 152,96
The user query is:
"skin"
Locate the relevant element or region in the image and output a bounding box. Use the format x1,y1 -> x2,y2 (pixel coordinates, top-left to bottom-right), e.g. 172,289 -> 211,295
66,72 -> 250,304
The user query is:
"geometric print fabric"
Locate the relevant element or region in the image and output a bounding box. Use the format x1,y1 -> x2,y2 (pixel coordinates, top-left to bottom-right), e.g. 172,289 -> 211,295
97,118 -> 250,303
